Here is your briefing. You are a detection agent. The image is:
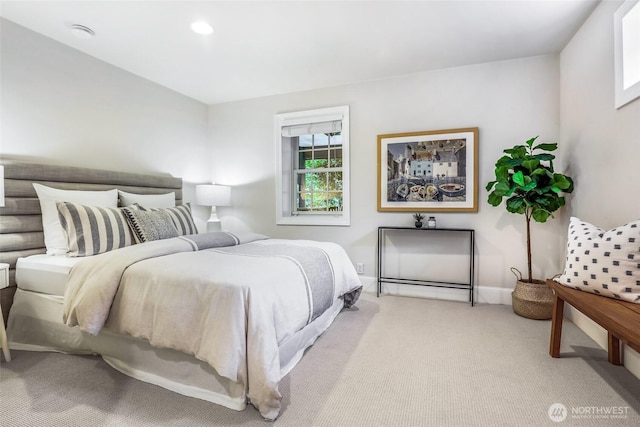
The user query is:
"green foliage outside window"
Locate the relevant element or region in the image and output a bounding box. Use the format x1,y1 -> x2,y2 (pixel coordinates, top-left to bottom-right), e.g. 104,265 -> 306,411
296,132 -> 343,212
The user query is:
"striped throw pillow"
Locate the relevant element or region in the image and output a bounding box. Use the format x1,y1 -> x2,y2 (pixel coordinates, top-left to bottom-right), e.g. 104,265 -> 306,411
138,203 -> 198,236
56,202 -> 134,257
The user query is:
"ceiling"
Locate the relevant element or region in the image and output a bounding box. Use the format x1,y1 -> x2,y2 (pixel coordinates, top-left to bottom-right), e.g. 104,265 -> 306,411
0,0 -> 600,105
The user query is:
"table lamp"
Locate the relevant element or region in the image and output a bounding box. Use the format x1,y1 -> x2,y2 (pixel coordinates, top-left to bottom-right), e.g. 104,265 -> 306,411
195,184 -> 231,232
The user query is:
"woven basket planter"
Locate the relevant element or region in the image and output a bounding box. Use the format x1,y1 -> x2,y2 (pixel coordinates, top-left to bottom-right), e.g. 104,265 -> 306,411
512,279 -> 554,320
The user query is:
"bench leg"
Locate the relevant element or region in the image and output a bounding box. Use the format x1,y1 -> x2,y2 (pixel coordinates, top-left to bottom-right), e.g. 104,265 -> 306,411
550,295 -> 564,358
608,333 -> 622,365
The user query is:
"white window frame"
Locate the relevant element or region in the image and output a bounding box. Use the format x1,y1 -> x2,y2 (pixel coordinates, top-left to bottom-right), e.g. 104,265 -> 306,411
614,0 -> 640,108
275,105 -> 350,226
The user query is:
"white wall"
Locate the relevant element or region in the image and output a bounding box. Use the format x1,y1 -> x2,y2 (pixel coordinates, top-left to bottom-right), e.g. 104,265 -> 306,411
560,1 -> 640,226
0,19 -> 212,210
560,0 -> 640,379
209,54 -> 565,300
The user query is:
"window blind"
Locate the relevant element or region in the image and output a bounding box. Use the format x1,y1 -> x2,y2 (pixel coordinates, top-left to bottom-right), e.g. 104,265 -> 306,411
281,120 -> 342,137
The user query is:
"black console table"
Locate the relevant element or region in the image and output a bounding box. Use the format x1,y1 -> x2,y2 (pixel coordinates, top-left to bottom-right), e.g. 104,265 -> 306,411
377,226 -> 475,305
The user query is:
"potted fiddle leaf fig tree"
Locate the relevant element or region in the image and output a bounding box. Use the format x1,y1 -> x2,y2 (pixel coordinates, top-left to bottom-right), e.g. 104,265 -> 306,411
486,136 -> 574,319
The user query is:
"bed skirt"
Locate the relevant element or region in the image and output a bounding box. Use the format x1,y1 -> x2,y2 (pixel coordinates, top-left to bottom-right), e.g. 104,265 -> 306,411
7,287 -> 344,412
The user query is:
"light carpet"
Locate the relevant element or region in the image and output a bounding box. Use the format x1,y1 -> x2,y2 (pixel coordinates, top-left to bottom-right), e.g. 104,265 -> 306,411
1,293 -> 639,426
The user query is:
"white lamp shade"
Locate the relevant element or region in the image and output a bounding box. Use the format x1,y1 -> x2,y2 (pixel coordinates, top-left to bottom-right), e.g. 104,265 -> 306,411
196,184 -> 231,207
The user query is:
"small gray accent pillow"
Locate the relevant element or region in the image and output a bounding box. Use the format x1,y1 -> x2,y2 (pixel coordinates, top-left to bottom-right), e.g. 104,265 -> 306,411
557,217 -> 640,303
123,207 -> 179,243
137,203 -> 198,236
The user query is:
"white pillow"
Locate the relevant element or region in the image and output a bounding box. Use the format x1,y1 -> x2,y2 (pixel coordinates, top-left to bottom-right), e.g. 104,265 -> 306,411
118,190 -> 175,208
33,183 -> 118,255
557,217 -> 640,303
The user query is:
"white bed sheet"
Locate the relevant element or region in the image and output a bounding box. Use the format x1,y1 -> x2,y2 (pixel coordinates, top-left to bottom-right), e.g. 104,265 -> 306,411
16,254 -> 80,296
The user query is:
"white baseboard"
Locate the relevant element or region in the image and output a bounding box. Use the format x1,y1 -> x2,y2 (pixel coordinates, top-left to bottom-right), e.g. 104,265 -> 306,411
358,275 -> 512,305
564,306 -> 640,381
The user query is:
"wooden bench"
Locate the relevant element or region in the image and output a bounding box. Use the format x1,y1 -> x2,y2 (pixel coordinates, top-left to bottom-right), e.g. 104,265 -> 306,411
547,279 -> 640,365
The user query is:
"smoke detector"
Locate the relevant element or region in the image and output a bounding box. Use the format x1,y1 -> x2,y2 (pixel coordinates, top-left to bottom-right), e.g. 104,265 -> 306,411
70,24 -> 95,39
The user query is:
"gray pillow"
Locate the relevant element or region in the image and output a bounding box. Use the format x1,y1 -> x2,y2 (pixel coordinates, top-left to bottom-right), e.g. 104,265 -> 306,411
137,203 -> 198,236
123,207 -> 179,243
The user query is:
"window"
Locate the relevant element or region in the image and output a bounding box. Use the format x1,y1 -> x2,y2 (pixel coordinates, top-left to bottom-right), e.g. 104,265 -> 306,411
275,105 -> 350,226
615,0 -> 640,108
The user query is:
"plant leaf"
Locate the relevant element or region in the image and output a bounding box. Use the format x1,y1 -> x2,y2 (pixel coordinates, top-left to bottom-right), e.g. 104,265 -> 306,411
564,176 -> 574,193
496,157 -> 524,168
512,170 -> 524,186
493,181 -> 511,196
533,153 -> 555,161
552,173 -> 572,190
504,145 -> 527,155
532,208 -> 550,223
506,196 -> 525,214
530,167 -> 547,176
487,192 -> 503,206
495,166 -> 509,181
533,143 -> 557,152
522,159 -> 540,171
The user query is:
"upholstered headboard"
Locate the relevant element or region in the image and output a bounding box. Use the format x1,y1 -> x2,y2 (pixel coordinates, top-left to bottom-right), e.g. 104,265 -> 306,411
0,159 -> 183,321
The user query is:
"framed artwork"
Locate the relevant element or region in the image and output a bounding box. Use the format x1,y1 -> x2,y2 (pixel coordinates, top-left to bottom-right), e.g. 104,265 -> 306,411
377,127 -> 478,212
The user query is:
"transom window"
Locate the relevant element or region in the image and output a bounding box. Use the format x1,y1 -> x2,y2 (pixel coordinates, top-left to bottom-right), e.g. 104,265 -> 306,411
615,0 -> 640,108
276,106 -> 350,226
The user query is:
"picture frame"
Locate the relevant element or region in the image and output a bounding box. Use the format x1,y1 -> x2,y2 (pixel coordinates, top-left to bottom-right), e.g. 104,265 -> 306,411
377,127 -> 478,212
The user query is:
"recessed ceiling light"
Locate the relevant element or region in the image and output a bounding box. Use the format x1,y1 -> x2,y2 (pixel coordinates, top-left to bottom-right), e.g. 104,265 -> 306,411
191,21 -> 214,35
70,24 -> 95,39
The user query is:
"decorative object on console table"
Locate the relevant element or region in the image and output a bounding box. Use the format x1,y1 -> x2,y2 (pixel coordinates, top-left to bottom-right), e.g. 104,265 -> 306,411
427,216 -> 436,229
0,262 -> 11,362
413,212 -> 424,228
196,184 -> 231,232
486,136 -> 574,319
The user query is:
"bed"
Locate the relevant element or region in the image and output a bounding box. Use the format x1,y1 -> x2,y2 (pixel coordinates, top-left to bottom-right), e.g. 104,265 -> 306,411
0,159 -> 362,420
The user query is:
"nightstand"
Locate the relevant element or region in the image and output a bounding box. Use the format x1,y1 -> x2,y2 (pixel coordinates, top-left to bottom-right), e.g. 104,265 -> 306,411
0,262 -> 11,362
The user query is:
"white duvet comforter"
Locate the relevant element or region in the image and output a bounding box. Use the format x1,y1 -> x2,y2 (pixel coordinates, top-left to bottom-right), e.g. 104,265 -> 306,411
63,232 -> 362,420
